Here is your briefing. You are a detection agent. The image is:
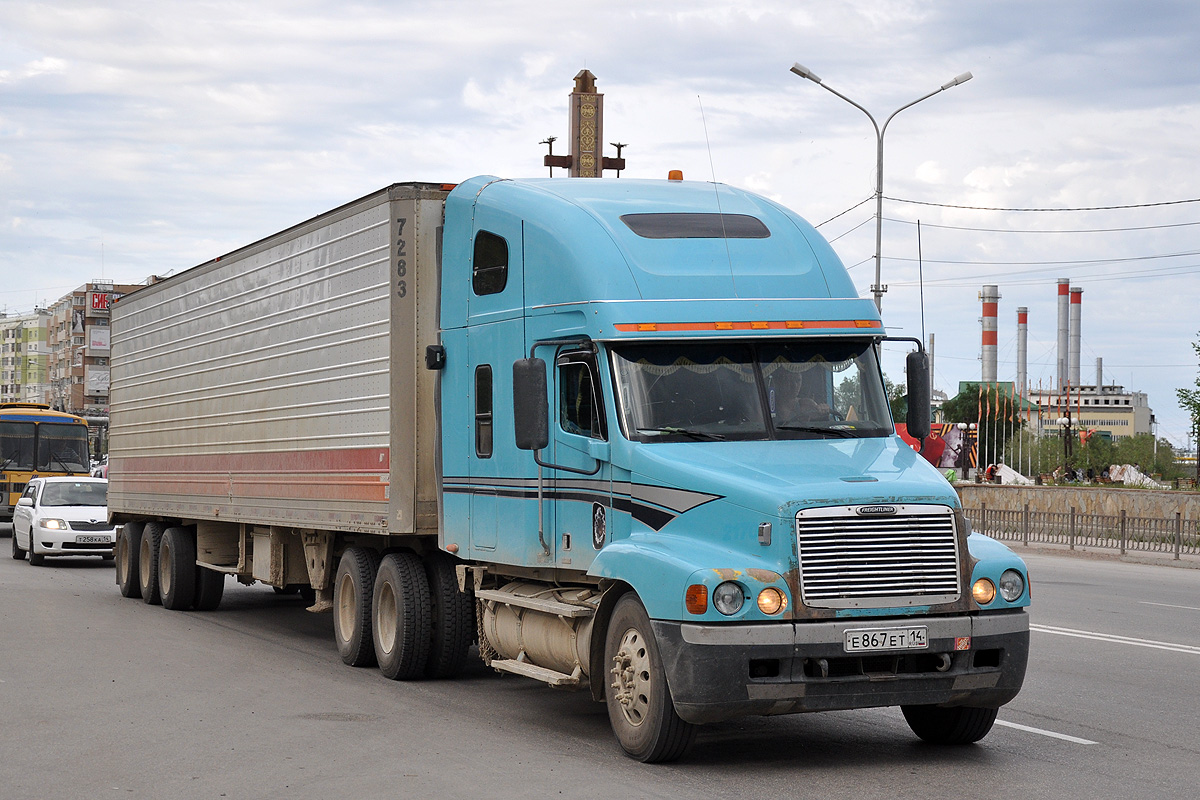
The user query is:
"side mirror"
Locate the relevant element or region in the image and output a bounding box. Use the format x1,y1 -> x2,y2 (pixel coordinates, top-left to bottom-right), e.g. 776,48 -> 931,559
513,358 -> 549,451
17,497 -> 33,507
905,349 -> 931,440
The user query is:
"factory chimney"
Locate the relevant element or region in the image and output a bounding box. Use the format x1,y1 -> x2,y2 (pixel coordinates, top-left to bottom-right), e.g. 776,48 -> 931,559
1069,287 -> 1083,388
1016,307 -> 1028,396
1056,278 -> 1070,391
1096,357 -> 1103,388
980,285 -> 999,383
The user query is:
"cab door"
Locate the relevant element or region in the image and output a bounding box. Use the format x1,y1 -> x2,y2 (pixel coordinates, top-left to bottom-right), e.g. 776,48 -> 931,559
550,348 -> 611,571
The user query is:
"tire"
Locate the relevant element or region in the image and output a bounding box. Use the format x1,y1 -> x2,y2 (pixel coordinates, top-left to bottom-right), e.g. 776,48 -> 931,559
192,567 -> 225,611
138,521 -> 167,605
603,593 -> 697,763
424,552 -> 474,678
902,705 -> 999,745
333,547 -> 381,667
373,552 -> 431,680
11,525 -> 25,561
116,522 -> 144,599
159,526 -> 197,610
28,530 -> 45,566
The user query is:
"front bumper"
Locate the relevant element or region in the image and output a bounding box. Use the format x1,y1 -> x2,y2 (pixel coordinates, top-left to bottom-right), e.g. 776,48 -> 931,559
653,610 -> 1029,725
30,530 -> 117,557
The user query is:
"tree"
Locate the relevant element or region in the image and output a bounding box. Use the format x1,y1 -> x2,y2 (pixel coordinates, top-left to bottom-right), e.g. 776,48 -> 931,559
1178,330 -> 1200,481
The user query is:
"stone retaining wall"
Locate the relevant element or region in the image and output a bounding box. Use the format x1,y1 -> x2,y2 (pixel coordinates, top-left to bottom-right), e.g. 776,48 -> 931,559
956,483 -> 1200,520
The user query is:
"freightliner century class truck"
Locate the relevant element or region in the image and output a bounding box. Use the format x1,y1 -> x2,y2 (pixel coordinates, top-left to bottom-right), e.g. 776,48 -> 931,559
108,176 -> 1030,762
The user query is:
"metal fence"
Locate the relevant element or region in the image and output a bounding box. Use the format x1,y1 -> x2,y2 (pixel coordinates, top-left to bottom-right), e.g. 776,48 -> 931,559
963,503 -> 1200,559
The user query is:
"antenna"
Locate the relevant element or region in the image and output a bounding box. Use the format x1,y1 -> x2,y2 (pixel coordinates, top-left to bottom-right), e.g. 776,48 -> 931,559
697,96 -> 737,295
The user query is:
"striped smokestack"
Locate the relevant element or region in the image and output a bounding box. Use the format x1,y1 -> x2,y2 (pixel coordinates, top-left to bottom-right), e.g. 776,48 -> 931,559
981,285 -> 1000,382
1069,287 -> 1083,387
1056,278 -> 1070,391
1016,306 -> 1028,396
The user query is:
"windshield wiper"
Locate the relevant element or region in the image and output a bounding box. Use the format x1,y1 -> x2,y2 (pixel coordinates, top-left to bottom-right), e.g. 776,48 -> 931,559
637,426 -> 727,441
775,425 -> 855,438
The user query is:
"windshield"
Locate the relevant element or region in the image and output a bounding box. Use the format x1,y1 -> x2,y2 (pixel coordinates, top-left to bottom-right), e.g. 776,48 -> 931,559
36,423 -> 91,473
610,340 -> 893,443
41,481 -> 108,507
0,421 -> 36,471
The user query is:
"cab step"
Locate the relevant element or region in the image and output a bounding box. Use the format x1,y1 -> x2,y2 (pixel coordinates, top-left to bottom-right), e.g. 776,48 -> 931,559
489,657 -> 583,687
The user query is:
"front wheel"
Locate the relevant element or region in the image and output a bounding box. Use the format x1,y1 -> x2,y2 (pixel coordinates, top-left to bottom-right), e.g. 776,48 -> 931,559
603,593 -> 696,763
11,526 -> 25,560
901,705 -> 999,744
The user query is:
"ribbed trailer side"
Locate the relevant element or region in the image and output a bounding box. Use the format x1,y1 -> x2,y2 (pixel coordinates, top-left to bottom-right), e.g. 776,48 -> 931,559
108,184 -> 446,536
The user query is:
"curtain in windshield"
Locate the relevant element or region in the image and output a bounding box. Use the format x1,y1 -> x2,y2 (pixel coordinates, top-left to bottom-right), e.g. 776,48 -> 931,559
610,340 -> 892,443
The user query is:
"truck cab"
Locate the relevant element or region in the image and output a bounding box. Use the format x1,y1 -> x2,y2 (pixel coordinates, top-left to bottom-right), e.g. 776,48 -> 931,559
438,176 -> 1029,760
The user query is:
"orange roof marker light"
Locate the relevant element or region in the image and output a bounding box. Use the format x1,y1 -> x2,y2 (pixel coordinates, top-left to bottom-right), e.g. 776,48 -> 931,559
613,319 -> 883,334
668,170 -> 684,181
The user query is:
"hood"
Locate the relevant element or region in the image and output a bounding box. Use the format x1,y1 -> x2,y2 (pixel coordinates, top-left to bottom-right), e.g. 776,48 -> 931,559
629,435 -> 958,519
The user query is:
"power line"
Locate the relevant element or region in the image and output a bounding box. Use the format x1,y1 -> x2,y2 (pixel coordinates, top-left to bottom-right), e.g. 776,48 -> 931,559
885,195 -> 1200,212
815,195 -> 873,228
887,248 -> 1200,267
882,216 -> 1200,235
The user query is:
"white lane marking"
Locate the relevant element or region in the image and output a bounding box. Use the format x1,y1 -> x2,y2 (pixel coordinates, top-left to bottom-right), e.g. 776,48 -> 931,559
1031,623 -> 1200,655
996,720 -> 1097,745
1140,601 -> 1200,612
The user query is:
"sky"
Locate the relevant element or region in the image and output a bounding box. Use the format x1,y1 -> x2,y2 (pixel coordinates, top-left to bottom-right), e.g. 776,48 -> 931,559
3,0 -> 1199,448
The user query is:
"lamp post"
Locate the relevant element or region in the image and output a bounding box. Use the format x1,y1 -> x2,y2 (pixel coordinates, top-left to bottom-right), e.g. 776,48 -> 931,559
789,63 -> 972,312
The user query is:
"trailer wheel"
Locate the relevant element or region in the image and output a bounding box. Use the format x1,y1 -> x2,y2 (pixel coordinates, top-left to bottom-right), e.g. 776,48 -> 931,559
603,593 -> 696,763
138,521 -> 167,605
192,566 -> 225,611
333,547 -> 380,667
373,552 -> 431,680
159,526 -> 197,610
116,522 -> 144,598
901,705 -> 998,744
424,552 -> 474,678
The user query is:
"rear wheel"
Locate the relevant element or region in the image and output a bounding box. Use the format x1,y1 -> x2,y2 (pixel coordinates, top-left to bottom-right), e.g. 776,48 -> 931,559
373,552 -> 431,680
333,547 -> 380,667
603,593 -> 696,763
138,521 -> 167,605
424,552 -> 474,678
116,522 -> 144,598
901,705 -> 999,744
159,526 -> 197,610
192,567 -> 225,611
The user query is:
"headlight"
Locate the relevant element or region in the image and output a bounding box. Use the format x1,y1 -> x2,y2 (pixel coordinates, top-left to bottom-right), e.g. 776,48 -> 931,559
757,587 -> 788,615
998,569 -> 1026,602
713,581 -> 745,615
972,578 -> 996,605
39,518 -> 68,530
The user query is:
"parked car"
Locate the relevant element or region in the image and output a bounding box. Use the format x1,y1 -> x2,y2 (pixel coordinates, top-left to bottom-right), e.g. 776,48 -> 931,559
11,477 -> 117,565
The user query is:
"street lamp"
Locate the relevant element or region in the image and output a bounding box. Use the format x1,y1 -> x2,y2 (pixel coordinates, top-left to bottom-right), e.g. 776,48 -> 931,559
789,63 -> 973,312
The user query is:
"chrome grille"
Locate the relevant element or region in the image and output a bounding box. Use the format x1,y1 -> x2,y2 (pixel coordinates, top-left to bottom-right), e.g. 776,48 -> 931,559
68,521 -> 113,532
796,505 -> 960,608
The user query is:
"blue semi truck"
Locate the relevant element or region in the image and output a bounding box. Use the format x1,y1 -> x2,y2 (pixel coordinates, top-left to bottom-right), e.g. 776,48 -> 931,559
109,176 -> 1029,762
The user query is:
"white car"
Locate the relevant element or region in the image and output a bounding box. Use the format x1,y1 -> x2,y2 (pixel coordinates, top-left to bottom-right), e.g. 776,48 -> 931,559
11,477 -> 117,565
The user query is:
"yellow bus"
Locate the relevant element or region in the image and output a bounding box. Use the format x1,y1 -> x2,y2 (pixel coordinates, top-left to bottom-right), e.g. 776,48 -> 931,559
1,403 -> 92,522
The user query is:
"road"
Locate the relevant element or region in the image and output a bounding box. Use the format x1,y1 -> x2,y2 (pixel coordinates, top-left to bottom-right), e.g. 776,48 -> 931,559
1,531 -> 1198,799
